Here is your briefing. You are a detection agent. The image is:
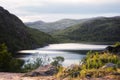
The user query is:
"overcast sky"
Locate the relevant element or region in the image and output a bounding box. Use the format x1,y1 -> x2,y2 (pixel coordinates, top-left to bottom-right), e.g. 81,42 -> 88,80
0,0 -> 120,22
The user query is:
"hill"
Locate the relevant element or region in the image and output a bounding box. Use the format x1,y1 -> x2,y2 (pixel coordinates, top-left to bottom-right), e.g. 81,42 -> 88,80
25,19 -> 87,33
25,20 -> 45,27
53,16 -> 120,43
0,6 -> 55,54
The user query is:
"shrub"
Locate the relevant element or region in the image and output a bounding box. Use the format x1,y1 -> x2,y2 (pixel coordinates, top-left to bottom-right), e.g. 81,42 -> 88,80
0,43 -> 12,71
51,56 -> 64,67
82,51 -> 120,69
0,43 -> 24,72
114,42 -> 120,47
22,57 -> 43,72
9,59 -> 24,72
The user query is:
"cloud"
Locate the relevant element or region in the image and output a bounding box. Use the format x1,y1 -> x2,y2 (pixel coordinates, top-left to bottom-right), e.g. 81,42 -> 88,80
17,2 -> 120,14
0,0 -> 120,22
20,13 -> 120,22
1,0 -> 120,10
44,0 -> 120,5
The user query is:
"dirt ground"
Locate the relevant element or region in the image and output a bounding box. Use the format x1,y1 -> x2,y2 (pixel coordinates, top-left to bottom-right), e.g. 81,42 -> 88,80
0,72 -> 56,80
0,72 -> 120,80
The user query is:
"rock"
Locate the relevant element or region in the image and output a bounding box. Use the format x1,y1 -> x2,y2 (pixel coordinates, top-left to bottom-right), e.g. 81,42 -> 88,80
65,64 -> 78,71
24,65 -> 57,77
44,69 -> 57,75
86,73 -> 92,79
102,63 -> 116,69
24,71 -> 43,77
112,72 -> 120,75
44,66 -> 57,75
106,46 -> 113,52
71,71 -> 80,78
106,45 -> 120,54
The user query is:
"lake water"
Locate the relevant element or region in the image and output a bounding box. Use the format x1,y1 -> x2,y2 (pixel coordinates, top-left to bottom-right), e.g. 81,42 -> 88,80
19,43 -> 108,66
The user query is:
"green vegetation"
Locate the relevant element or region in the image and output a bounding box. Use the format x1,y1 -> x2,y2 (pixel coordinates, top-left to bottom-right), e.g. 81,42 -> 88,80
22,57 -> 43,72
26,27 -> 57,46
22,56 -> 64,72
56,52 -> 120,79
51,56 -> 65,78
114,42 -> 120,47
53,17 -> 120,43
56,43 -> 120,79
51,56 -> 64,67
0,43 -> 50,72
79,51 -> 120,78
25,19 -> 82,33
0,6 -> 56,55
82,51 -> 119,69
0,43 -> 24,72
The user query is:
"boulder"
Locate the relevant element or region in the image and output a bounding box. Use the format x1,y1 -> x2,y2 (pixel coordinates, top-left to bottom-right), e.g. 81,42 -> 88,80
71,71 -> 80,78
24,71 -> 44,77
24,65 -> 57,77
102,63 -> 116,69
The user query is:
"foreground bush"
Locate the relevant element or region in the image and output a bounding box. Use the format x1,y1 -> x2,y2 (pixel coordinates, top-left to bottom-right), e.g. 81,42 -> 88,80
82,51 -> 120,69
56,43 -> 120,79
0,43 -> 24,72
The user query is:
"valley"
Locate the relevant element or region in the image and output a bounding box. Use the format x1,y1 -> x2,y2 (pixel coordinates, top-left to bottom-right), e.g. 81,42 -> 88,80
26,16 -> 120,44
0,5 -> 120,80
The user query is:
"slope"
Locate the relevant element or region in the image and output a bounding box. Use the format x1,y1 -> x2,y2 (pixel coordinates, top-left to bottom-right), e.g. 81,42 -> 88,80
53,16 -> 120,43
25,19 -> 87,33
0,6 -> 55,54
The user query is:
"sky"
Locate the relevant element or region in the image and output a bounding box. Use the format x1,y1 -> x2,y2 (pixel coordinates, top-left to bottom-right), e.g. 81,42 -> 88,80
0,0 -> 120,22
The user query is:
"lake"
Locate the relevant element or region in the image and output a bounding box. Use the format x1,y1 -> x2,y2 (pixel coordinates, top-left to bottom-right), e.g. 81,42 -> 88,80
19,43 -> 108,66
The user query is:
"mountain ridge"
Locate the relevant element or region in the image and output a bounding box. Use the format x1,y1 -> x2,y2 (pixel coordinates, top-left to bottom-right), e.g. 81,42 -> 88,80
25,19 -> 87,33
53,16 -> 120,43
25,16 -> 119,34
0,6 -> 55,54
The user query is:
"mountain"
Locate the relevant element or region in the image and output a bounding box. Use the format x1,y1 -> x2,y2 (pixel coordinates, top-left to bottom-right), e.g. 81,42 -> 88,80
0,6 -> 55,54
25,19 -> 86,33
25,20 -> 45,27
53,16 -> 120,43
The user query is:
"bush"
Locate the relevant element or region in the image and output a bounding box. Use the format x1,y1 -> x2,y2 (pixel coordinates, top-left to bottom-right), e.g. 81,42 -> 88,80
0,43 -> 12,71
0,43 -> 24,72
22,57 -> 43,72
114,42 -> 120,47
82,51 -> 120,69
51,56 -> 64,67
56,50 -> 120,79
9,59 -> 24,72
79,50 -> 120,78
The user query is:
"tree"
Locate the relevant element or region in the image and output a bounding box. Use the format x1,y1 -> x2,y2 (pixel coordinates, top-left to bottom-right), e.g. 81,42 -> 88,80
0,43 -> 24,72
51,56 -> 64,67
0,43 -> 12,71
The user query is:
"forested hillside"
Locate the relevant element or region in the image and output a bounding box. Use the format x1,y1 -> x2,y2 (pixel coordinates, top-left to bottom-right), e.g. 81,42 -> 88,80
25,19 -> 86,33
53,17 -> 120,43
0,6 -> 55,54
